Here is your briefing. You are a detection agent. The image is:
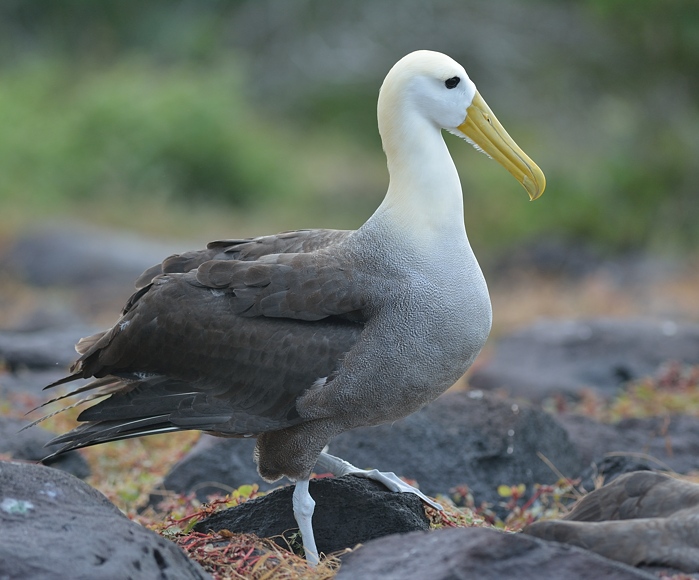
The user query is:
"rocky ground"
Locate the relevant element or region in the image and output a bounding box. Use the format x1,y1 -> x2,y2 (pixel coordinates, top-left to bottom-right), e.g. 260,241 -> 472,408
1,224 -> 699,579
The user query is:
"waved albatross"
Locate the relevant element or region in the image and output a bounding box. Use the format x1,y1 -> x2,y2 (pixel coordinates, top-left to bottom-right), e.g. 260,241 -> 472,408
37,50 -> 545,564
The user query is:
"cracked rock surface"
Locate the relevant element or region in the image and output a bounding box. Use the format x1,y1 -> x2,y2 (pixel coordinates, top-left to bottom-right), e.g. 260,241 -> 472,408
0,461 -> 211,580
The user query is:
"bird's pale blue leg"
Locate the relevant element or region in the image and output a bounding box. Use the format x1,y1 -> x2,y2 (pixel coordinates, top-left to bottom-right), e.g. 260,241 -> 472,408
292,478 -> 320,566
315,451 -> 443,510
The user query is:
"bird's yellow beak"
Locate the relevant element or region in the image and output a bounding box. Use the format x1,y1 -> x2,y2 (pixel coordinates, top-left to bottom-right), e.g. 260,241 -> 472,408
457,92 -> 546,200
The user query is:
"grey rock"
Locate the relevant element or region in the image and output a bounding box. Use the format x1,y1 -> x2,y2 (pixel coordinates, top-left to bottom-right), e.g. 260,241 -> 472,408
575,455 -> 663,495
0,416 -> 90,479
193,475 -> 430,556
153,435 -> 278,507
2,224 -> 180,291
0,368 -> 84,396
335,526 -> 657,580
327,391 -> 582,511
470,318 -> 699,401
1,225 -> 186,319
0,461 -> 210,580
559,413 -> 699,477
0,326 -> 98,372
492,237 -> 602,279
491,240 -> 680,286
4,303 -> 80,333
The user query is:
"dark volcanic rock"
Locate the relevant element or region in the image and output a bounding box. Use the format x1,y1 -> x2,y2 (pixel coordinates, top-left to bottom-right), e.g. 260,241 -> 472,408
575,455 -> 663,495
154,436 -> 277,506
0,416 -> 90,479
160,392 -> 582,513
492,237 -> 603,279
0,326 -> 98,372
327,391 -> 582,510
0,368 -> 84,396
2,225 -> 180,291
193,475 -> 430,556
0,461 -> 210,580
470,318 -> 699,401
1,225 -> 185,318
559,413 -> 699,478
335,526 -> 656,580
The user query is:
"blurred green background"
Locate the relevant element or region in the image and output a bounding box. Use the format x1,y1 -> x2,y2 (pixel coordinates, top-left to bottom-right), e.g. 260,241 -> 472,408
1,0 -> 697,258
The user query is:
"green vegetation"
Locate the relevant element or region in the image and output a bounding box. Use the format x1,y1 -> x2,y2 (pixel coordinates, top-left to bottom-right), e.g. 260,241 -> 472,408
571,363 -> 699,423
0,59 -> 304,207
0,1 -> 697,256
0,57 -> 387,239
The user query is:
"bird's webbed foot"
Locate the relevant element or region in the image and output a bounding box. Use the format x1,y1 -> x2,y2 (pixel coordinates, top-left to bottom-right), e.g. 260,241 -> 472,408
314,451 -> 443,511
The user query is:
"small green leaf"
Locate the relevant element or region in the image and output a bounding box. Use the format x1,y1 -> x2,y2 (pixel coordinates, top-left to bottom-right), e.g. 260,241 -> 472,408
497,485 -> 512,497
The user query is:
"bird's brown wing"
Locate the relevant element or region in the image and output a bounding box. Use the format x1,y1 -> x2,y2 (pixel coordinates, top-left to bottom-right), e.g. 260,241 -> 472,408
134,229 -> 352,288
193,252 -> 365,321
562,471 -> 699,522
43,246 -> 366,455
523,472 -> 699,571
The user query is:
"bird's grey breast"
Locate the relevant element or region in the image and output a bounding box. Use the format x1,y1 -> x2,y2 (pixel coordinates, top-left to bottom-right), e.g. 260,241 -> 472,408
351,224 -> 492,356
375,239 -> 492,381
298,227 -> 491,427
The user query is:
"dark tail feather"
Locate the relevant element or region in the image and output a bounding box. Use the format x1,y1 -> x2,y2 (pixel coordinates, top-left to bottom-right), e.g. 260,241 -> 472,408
44,415 -> 185,458
44,372 -> 85,390
21,392 -> 111,432
24,376 -> 129,431
30,377 -> 122,413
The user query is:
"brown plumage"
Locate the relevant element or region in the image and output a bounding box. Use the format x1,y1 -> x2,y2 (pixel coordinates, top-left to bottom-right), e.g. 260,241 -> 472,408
525,471 -> 699,572
45,229 -> 364,452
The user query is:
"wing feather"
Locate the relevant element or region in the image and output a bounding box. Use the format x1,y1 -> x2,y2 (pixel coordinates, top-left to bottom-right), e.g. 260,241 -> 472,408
42,281 -> 362,452
41,228 -> 364,455
194,252 -> 366,321
134,229 -> 352,288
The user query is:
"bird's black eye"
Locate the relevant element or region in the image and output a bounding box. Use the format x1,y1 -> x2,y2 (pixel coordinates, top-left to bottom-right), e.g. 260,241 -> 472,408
445,76 -> 460,89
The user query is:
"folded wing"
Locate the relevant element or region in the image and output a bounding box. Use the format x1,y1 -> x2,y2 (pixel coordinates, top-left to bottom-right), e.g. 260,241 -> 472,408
42,229 -> 365,453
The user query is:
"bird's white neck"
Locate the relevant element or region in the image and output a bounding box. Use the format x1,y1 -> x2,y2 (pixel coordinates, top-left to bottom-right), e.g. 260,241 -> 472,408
367,112 -> 467,247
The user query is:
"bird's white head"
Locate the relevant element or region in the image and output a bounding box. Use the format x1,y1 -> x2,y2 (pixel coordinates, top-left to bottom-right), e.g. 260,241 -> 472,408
378,50 -> 545,201
379,50 -> 477,132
